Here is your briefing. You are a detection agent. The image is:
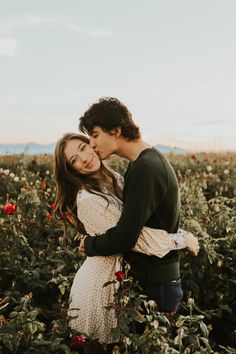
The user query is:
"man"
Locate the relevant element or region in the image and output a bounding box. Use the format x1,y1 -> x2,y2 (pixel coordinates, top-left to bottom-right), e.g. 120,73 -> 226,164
78,97 -> 198,312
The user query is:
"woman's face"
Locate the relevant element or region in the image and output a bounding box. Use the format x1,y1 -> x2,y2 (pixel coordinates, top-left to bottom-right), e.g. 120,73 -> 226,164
64,138 -> 101,174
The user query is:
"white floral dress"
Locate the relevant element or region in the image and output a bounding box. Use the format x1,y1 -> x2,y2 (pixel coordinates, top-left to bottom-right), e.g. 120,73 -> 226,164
68,174 -> 187,344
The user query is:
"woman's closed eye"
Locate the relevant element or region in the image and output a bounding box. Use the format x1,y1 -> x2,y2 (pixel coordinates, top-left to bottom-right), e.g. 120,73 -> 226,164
72,156 -> 78,165
80,144 -> 86,151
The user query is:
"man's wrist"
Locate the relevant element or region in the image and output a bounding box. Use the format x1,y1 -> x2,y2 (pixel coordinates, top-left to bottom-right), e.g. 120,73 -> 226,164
84,235 -> 96,256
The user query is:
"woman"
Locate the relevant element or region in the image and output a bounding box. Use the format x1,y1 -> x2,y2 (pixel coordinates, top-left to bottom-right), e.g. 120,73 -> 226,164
54,133 -> 198,353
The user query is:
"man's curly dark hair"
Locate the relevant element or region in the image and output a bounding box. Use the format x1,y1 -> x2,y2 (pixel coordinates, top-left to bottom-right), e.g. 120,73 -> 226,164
79,97 -> 141,141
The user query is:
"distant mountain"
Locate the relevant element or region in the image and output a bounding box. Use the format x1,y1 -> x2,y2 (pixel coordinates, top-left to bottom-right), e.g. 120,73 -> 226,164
155,144 -> 189,154
0,143 -> 55,155
0,143 -> 189,155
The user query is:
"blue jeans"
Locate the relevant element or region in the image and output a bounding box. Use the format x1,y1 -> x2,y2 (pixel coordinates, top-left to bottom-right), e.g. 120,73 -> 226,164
143,278 -> 183,312
132,278 -> 183,336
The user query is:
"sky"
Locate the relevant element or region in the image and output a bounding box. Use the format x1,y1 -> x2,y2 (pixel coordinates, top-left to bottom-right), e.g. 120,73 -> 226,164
0,0 -> 236,152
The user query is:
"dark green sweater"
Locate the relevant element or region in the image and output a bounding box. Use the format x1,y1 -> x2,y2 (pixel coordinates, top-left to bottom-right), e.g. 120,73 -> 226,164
84,147 -> 181,284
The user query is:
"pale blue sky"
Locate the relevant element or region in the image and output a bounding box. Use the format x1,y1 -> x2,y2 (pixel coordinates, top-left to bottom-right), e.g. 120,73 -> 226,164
0,0 -> 236,151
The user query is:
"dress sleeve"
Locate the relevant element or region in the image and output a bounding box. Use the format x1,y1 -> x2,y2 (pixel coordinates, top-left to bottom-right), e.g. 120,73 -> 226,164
77,191 -> 119,235
114,171 -> 124,190
132,227 -> 187,258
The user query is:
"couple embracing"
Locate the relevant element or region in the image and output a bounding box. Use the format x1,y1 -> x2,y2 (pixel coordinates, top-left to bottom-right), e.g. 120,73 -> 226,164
54,97 -> 199,354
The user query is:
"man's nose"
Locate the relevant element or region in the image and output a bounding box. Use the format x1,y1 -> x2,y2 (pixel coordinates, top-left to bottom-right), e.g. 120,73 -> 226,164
89,137 -> 96,148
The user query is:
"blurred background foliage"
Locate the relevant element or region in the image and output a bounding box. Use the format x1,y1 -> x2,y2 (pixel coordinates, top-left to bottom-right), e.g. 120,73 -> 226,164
0,152 -> 235,353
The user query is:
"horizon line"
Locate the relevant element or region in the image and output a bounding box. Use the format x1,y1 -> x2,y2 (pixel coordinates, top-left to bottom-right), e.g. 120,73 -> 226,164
0,141 -> 236,154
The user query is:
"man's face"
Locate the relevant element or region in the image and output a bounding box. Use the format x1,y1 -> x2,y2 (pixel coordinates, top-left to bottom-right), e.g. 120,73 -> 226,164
89,126 -> 118,160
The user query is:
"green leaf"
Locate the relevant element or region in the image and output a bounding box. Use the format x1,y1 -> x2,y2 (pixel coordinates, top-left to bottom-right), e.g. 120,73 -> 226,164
59,284 -> 65,295
9,311 -> 18,319
199,321 -> 209,338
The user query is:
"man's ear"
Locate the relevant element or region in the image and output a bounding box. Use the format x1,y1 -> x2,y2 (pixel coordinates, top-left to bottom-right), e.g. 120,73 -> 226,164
111,127 -> 121,138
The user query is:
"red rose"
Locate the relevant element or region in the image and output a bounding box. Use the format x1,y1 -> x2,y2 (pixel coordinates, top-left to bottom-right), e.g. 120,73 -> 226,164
70,335 -> 86,347
115,271 -> 124,282
50,202 -> 56,210
67,212 -> 74,222
40,182 -> 46,189
3,203 -> 17,215
46,213 -> 53,221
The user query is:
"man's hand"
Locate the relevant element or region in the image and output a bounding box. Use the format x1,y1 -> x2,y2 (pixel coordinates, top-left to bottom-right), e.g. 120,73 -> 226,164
185,233 -> 200,256
79,236 -> 86,253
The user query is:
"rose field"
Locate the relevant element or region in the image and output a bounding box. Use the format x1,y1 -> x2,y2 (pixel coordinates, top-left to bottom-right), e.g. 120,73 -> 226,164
0,153 -> 235,354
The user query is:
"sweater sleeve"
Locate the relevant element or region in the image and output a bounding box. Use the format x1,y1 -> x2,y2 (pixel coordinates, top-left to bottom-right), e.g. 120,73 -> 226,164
84,160 -> 168,256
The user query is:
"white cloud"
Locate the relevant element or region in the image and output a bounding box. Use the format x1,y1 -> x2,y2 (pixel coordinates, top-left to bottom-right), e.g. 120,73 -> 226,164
24,15 -> 67,26
0,15 -> 82,34
0,37 -> 18,57
0,15 -> 113,38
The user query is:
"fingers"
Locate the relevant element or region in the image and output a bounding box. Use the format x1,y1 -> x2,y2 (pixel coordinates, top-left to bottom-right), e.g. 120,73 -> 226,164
193,236 -> 200,256
194,244 -> 200,256
186,233 -> 200,256
188,235 -> 200,256
79,245 -> 85,253
79,236 -> 86,253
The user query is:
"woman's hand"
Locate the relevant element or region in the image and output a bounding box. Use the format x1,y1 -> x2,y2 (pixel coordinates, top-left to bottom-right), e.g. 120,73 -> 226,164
79,236 -> 86,253
185,233 -> 200,256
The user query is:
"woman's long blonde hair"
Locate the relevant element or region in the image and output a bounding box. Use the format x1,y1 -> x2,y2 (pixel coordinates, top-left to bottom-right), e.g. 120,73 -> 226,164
54,133 -> 120,248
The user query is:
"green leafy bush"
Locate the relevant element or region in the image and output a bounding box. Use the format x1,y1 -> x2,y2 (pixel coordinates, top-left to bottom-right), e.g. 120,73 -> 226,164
0,153 -> 235,353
